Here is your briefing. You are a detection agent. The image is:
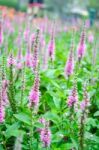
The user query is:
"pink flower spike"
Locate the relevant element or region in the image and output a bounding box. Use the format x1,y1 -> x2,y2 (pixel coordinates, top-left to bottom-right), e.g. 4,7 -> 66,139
25,52 -> 32,67
0,19 -> 3,45
7,53 -> 15,67
31,29 -> 40,71
29,70 -> 40,108
40,123 -> 51,148
48,31 -> 55,61
48,39 -> 55,61
64,51 -> 74,77
67,79 -> 78,108
77,23 -> 86,61
67,95 -> 77,107
0,105 -> 5,123
16,48 -> 23,70
88,32 -> 94,43
64,37 -> 74,77
80,86 -> 90,111
2,80 -> 8,106
37,118 -> 46,132
24,28 -> 30,42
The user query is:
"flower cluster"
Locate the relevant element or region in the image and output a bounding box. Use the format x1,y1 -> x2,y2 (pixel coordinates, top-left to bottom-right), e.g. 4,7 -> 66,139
64,38 -> 74,77
80,86 -> 90,112
7,53 -> 15,67
0,18 -> 3,45
67,80 -> 78,107
48,26 -> 55,61
32,29 -> 40,71
40,121 -> 51,148
29,70 -> 40,108
77,23 -> 86,61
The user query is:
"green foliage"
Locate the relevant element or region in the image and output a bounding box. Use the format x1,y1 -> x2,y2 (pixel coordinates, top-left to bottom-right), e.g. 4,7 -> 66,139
0,16 -> 99,150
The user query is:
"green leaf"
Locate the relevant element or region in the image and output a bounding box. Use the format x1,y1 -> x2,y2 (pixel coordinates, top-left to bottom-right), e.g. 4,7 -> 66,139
5,122 -> 20,138
44,111 -> 60,124
14,113 -> 31,125
53,97 -> 61,109
34,122 -> 44,128
94,111 -> 99,117
85,132 -> 99,143
71,138 -> 78,150
0,145 -> 3,150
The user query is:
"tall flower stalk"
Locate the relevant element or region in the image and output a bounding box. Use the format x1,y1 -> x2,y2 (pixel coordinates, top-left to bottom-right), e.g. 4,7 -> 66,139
0,17 -> 3,46
67,76 -> 78,139
2,55 -> 8,106
16,48 -> 23,70
79,85 -> 90,150
29,66 -> 40,149
32,29 -> 40,72
29,69 -> 40,109
40,121 -> 51,148
0,64 -> 5,123
8,53 -> 16,113
77,23 -> 86,62
20,62 -> 25,106
67,77 -> 78,110
48,25 -> 55,62
64,35 -> 74,78
25,43 -> 32,67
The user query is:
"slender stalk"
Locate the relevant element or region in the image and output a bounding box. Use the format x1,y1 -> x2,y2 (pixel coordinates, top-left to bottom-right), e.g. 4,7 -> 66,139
3,134 -> 7,150
30,108 -> 34,150
8,55 -> 16,113
79,111 -> 85,150
14,70 -> 21,83
20,63 -> 25,106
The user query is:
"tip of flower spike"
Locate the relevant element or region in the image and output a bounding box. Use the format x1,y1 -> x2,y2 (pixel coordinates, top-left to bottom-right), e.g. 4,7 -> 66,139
80,83 -> 90,111
64,38 -> 74,78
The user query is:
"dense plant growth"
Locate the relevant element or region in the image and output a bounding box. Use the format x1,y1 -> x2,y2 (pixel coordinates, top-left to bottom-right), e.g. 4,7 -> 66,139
0,9 -> 99,150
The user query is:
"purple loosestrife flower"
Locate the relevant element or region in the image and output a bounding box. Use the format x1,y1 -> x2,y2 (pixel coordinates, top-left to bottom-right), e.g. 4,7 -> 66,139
77,23 -> 86,61
32,29 -> 40,71
92,43 -> 97,67
40,32 -> 46,49
29,70 -> 40,108
16,48 -> 23,70
25,34 -> 34,67
40,122 -> 51,148
31,33 -> 35,44
0,86 -> 5,123
48,30 -> 55,61
24,28 -> 30,42
0,104 -> 5,123
7,53 -> 15,67
25,48 -> 32,67
2,80 -> 8,106
80,87 -> 90,111
39,117 -> 46,124
16,31 -> 22,48
42,47 -> 49,71
79,85 -> 90,150
0,18 -> 3,45
88,32 -> 94,43
67,80 -> 78,108
64,40 -> 74,77
37,118 -> 46,132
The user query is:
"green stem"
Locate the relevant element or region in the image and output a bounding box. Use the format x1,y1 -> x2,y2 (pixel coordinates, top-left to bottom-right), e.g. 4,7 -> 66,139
20,63 -> 25,106
8,63 -> 17,113
79,112 -> 85,150
2,131 -> 7,150
14,70 -> 21,83
30,108 -> 34,150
